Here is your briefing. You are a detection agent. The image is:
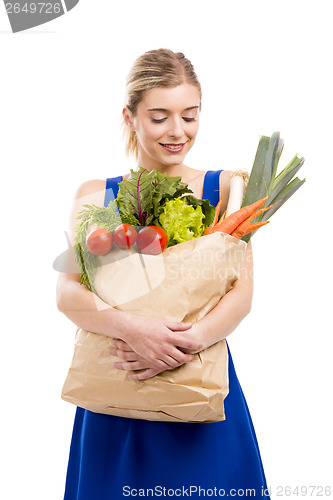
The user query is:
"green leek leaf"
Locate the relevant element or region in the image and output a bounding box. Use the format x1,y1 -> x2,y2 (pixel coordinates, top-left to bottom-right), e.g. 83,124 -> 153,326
241,177 -> 306,243
242,135 -> 270,207
266,156 -> 305,206
269,134 -> 284,191
271,154 -> 304,191
264,131 -> 281,193
260,177 -> 306,221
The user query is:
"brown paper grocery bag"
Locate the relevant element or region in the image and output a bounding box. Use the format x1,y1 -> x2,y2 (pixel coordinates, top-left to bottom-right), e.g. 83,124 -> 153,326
61,232 -> 247,423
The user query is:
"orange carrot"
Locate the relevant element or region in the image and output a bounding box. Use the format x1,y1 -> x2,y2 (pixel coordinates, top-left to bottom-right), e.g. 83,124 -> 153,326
207,195 -> 268,235
230,202 -> 277,238
241,220 -> 270,236
212,197 -> 223,226
231,220 -> 270,239
204,197 -> 223,235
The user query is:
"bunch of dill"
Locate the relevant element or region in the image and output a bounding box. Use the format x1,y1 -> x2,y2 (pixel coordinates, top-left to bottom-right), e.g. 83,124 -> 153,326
74,200 -> 122,292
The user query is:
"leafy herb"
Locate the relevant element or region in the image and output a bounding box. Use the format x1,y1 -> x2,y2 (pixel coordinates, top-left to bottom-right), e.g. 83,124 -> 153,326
74,200 -> 121,291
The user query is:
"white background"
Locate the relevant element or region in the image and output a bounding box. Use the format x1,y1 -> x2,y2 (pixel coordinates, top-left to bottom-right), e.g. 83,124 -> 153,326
1,1 -> 332,499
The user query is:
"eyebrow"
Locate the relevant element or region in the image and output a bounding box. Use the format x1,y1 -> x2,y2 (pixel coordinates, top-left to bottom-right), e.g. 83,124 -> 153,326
147,106 -> 199,112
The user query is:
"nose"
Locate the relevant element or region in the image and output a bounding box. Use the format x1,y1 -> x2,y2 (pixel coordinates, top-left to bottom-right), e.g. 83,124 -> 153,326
167,115 -> 184,139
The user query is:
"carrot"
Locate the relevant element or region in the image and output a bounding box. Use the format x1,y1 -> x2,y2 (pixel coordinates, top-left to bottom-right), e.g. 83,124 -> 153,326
206,195 -> 268,235
230,202 -> 277,238
204,197 -> 223,235
231,220 -> 270,239
212,197 -> 223,226
240,220 -> 270,236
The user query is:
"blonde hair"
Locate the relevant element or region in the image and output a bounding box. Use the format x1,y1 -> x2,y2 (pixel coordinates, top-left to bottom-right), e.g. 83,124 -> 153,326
123,48 -> 202,159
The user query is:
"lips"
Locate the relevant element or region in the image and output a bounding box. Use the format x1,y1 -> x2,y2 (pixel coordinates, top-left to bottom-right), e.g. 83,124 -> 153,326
160,143 -> 186,153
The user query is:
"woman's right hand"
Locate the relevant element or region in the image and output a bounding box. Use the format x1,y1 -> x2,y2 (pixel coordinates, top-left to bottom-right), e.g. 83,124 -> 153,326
113,314 -> 205,371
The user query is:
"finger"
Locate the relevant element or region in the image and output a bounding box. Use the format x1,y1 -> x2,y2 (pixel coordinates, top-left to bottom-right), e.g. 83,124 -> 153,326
180,347 -> 196,354
152,352 -> 190,370
164,353 -> 194,368
164,321 -> 193,331
110,350 -> 141,362
110,339 -> 133,352
163,355 -> 181,369
170,335 -> 205,352
151,357 -> 173,369
114,361 -> 147,371
129,368 -> 161,380
139,345 -> 195,369
167,347 -> 196,363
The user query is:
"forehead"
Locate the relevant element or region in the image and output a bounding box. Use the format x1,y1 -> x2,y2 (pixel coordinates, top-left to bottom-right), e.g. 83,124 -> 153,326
140,83 -> 201,111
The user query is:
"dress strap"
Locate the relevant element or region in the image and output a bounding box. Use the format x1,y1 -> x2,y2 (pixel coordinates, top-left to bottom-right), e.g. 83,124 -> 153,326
104,175 -> 122,208
104,171 -> 223,209
202,170 -> 223,207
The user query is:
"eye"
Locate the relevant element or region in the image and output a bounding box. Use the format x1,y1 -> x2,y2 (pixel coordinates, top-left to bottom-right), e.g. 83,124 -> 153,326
151,118 -> 167,124
182,117 -> 196,122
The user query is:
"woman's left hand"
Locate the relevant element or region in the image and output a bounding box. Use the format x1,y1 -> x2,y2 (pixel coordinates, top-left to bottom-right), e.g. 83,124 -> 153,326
110,324 -> 206,380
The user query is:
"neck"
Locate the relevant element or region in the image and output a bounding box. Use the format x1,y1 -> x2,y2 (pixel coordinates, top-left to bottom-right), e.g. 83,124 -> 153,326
135,151 -> 187,178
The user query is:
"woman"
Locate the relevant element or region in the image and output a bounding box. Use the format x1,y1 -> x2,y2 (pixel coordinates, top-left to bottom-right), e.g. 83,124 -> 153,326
57,48 -> 270,499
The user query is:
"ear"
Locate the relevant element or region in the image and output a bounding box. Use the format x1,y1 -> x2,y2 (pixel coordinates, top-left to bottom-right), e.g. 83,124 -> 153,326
122,107 -> 135,130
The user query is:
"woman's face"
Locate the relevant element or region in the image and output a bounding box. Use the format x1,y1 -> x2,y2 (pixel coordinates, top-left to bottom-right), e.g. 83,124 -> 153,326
127,82 -> 200,170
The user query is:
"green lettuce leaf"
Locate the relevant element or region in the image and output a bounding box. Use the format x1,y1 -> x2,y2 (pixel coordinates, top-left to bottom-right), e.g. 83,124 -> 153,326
159,198 -> 205,247
181,195 -> 215,227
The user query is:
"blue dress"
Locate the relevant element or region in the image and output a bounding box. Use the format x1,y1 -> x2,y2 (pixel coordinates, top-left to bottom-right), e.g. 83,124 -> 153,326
63,170 -> 270,499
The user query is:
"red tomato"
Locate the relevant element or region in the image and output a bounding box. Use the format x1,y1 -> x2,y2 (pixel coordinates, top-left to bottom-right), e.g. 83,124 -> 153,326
152,226 -> 168,251
136,226 -> 168,255
113,224 -> 137,249
86,228 -> 113,256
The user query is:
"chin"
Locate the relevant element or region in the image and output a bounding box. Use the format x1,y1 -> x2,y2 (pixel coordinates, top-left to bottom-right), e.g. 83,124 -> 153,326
158,147 -> 190,166
161,157 -> 185,168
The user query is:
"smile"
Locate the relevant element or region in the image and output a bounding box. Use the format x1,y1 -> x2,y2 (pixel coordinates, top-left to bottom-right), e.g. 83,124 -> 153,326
159,143 -> 186,153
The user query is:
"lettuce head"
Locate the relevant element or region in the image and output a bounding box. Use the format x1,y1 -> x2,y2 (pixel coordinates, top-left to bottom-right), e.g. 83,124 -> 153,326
159,197 -> 205,247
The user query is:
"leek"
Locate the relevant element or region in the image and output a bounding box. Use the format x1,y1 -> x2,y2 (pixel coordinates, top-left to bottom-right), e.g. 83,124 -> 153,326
225,170 -> 249,217
241,132 -> 306,242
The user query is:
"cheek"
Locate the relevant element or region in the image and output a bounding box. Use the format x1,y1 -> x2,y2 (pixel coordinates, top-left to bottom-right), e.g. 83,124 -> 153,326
187,122 -> 199,139
137,122 -> 162,143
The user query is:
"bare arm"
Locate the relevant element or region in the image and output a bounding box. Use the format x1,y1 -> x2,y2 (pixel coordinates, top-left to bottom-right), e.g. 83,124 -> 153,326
186,169 -> 254,347
56,178 -> 126,339
188,239 -> 254,349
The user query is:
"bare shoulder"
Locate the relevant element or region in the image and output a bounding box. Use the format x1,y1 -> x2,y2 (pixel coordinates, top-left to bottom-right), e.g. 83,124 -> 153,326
67,179 -> 107,243
219,170 -> 233,214
74,179 -> 106,204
